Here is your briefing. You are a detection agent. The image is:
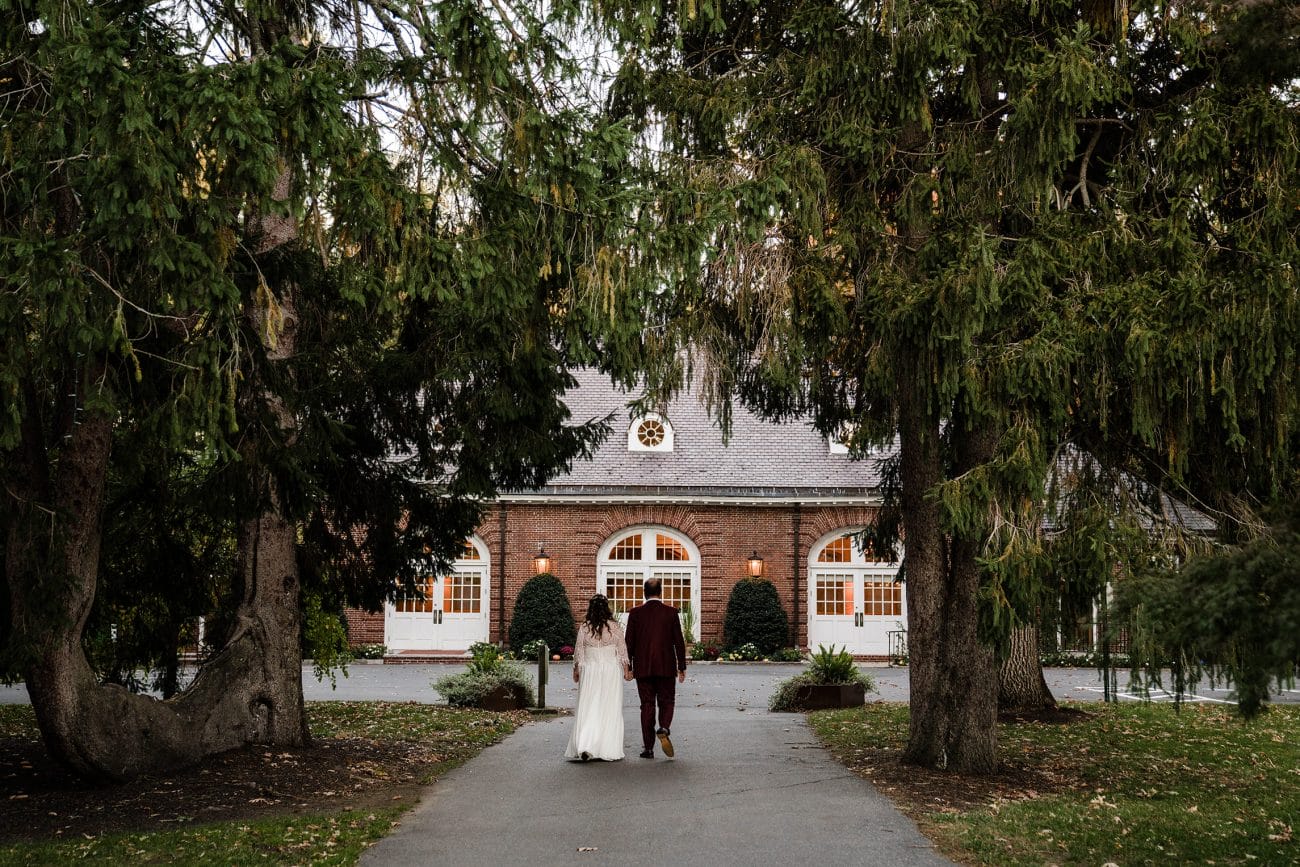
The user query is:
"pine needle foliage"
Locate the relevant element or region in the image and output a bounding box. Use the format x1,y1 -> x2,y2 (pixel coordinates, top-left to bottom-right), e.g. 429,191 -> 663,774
0,0 -> 659,774
1115,503 -> 1300,718
0,0 -> 641,640
585,0 -> 1300,766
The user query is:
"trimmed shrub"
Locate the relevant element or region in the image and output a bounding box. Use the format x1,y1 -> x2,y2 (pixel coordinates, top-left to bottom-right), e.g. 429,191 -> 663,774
508,573 -> 576,653
722,577 -> 789,654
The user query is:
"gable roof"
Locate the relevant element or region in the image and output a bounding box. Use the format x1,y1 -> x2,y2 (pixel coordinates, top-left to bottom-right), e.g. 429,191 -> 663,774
500,369 -> 1217,533
502,367 -> 886,502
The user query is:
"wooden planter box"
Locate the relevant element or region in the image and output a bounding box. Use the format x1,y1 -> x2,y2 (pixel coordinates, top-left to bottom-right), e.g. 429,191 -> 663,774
792,682 -> 866,711
476,684 -> 529,711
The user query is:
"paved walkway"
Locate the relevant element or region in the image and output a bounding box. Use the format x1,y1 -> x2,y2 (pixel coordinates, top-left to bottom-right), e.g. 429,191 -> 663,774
358,683 -> 953,867
6,662 -> 1293,707
9,663 -> 1288,864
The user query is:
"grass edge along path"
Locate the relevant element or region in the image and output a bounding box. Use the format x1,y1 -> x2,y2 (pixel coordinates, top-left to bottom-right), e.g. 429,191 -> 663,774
0,809 -> 403,866
809,702 -> 1299,866
0,702 -> 525,866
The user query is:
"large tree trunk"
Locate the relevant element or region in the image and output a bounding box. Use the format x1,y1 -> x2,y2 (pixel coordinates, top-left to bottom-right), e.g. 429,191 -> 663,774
5,405 -> 307,781
898,366 -> 999,773
5,165 -> 308,782
998,625 -> 1057,713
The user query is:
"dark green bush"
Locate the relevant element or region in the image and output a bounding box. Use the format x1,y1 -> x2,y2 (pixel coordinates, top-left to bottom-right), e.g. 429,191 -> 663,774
722,578 -> 789,654
508,573 -> 576,652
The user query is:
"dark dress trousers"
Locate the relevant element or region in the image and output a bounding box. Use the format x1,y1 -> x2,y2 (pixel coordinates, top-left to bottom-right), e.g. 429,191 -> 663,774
625,599 -> 688,751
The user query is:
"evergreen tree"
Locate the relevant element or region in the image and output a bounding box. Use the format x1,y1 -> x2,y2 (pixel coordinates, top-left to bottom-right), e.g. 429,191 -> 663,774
1116,503 -> 1300,718
590,0 -> 1300,772
1,0 -> 638,780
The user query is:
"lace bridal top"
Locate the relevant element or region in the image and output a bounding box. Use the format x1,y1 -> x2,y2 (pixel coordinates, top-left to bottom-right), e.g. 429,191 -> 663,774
574,621 -> 630,669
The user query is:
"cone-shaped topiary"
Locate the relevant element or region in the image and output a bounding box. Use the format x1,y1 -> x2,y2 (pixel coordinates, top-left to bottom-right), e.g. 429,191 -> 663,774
722,578 -> 789,654
508,573 -> 576,653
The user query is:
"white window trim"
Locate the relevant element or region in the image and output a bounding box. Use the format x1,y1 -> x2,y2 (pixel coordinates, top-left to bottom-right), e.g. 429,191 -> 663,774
808,527 -> 902,567
828,423 -> 852,455
596,525 -> 700,639
385,535 -> 491,651
627,412 -> 674,452
807,528 -> 906,655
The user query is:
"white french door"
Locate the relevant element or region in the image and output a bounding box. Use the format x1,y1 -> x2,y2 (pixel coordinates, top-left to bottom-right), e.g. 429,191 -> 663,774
438,567 -> 490,648
806,568 -> 903,656
385,540 -> 490,651
807,530 -> 903,656
809,570 -> 862,651
597,527 -> 700,641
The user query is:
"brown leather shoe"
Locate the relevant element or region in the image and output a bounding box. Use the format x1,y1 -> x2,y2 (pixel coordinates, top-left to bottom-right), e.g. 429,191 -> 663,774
656,728 -> 674,758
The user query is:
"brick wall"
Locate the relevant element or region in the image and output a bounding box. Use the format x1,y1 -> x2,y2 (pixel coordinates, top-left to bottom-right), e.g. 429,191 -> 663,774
345,501 -> 880,651
343,606 -> 385,645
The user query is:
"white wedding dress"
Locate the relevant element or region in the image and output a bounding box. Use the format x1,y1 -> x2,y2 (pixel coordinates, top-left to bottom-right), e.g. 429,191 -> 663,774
564,622 -> 629,761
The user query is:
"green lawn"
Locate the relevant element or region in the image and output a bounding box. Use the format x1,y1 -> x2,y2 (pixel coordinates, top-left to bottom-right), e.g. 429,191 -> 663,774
810,702 -> 1300,865
0,702 -> 521,866
0,811 -> 401,866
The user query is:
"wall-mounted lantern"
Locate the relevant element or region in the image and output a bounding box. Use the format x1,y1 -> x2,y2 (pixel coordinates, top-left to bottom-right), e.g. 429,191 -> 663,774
746,550 -> 764,578
533,546 -> 552,575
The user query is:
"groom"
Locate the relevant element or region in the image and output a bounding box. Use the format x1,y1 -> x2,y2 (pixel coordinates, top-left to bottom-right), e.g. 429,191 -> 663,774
624,577 -> 688,759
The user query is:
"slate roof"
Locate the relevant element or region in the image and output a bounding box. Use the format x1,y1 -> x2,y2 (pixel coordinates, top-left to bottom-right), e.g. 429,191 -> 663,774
1045,450 -> 1218,534
506,367 -> 887,500
504,369 -> 1216,533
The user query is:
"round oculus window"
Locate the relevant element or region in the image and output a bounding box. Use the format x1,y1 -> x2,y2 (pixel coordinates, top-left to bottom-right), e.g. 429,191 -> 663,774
636,418 -> 666,447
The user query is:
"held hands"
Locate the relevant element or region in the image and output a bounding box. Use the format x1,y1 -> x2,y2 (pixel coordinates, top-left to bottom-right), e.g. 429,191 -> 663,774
678,670 -> 686,683
623,666 -> 633,681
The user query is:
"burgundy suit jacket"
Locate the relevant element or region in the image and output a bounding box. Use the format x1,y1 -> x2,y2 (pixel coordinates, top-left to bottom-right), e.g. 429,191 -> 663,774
625,599 -> 688,678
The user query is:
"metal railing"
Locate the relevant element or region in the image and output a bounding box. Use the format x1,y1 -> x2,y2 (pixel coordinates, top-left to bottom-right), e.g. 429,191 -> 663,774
886,630 -> 908,666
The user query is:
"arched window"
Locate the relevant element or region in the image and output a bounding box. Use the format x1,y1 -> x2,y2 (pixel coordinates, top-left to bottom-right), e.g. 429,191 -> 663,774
597,526 -> 700,639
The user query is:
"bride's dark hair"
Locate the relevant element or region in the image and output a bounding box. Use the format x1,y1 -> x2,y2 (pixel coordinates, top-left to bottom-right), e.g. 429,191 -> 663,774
584,594 -> 615,638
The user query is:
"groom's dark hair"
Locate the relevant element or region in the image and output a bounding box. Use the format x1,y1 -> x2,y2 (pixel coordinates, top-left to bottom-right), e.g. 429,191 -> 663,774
643,577 -> 662,598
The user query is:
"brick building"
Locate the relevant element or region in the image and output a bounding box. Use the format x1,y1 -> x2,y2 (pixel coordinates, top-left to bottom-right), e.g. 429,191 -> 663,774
344,368 -> 903,660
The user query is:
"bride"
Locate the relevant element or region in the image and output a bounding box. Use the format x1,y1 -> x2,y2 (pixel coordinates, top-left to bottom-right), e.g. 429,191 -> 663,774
565,594 -> 632,761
